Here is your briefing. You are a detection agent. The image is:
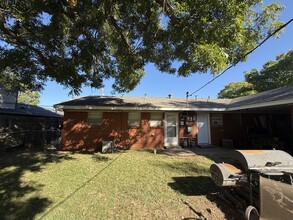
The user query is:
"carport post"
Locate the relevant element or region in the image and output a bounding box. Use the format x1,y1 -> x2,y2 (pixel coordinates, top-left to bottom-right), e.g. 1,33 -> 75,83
291,106 -> 293,130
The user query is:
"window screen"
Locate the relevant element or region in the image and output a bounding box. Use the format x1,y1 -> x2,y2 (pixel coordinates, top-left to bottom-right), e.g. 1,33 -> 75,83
128,112 -> 141,126
150,112 -> 163,127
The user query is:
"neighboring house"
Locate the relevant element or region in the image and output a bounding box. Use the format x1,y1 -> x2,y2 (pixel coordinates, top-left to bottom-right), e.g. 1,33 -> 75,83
0,87 -> 17,109
54,85 -> 293,153
0,88 -> 63,149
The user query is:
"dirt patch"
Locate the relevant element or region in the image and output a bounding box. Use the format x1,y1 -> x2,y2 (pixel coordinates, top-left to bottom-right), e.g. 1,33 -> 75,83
160,147 -> 246,219
168,175 -> 242,219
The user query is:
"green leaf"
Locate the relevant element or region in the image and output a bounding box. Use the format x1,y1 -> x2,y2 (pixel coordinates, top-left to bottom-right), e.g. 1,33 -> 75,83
0,0 -> 285,95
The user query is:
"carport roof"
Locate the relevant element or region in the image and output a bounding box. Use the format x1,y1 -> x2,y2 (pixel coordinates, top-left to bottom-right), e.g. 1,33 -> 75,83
228,85 -> 293,110
0,103 -> 63,118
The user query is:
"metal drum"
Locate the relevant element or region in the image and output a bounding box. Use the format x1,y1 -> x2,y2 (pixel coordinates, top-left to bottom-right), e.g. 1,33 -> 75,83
210,163 -> 242,186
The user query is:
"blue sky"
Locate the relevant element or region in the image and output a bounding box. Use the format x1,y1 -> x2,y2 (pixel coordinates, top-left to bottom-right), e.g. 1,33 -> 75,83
37,0 -> 293,106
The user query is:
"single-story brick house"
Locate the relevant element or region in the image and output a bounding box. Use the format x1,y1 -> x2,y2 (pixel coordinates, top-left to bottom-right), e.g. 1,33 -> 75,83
54,85 -> 293,153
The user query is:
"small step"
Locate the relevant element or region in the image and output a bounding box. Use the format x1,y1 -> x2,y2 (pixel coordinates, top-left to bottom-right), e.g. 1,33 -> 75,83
164,145 -> 182,150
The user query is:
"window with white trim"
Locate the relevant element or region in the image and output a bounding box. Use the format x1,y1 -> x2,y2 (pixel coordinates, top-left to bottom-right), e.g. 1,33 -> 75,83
128,112 -> 141,127
150,112 -> 163,127
88,112 -> 103,126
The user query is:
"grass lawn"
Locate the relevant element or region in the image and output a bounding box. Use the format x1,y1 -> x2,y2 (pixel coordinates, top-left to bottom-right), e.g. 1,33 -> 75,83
0,149 -> 231,219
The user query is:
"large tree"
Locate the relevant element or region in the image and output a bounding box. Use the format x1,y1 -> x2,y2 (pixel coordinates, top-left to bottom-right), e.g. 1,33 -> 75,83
245,49 -> 293,92
217,81 -> 256,99
218,49 -> 293,98
0,0 -> 284,94
17,90 -> 40,105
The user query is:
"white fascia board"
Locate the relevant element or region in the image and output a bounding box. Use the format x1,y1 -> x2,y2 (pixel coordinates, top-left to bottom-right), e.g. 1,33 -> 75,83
227,98 -> 293,111
60,105 -> 227,112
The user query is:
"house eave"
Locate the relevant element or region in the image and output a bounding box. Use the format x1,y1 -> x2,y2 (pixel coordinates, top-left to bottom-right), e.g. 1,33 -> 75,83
56,105 -> 227,112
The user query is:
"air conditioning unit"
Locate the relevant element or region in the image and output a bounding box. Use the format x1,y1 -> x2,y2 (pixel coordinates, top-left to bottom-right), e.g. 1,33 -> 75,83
102,140 -> 114,153
222,139 -> 233,148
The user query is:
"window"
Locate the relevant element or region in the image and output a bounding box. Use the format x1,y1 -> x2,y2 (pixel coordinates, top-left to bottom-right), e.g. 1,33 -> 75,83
128,112 -> 141,127
150,112 -> 163,127
88,112 -> 103,126
211,113 -> 223,127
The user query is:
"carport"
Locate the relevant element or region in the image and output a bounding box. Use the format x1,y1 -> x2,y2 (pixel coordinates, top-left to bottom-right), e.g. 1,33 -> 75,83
210,85 -> 293,154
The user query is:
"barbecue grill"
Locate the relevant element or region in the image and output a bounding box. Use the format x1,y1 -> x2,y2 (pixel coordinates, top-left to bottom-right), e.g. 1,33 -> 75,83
210,150 -> 293,187
210,149 -> 293,220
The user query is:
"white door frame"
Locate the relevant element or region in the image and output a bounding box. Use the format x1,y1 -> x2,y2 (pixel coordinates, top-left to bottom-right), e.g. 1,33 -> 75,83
164,112 -> 179,147
197,112 -> 211,145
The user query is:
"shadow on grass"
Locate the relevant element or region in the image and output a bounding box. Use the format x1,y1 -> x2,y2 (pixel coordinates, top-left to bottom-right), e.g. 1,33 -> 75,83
68,150 -> 113,162
0,149 -> 74,220
169,176 -> 239,220
168,176 -> 217,196
154,157 -> 238,219
92,154 -> 112,162
69,150 -> 96,155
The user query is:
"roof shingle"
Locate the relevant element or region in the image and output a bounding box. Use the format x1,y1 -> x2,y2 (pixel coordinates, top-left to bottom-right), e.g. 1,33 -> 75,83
54,85 -> 293,111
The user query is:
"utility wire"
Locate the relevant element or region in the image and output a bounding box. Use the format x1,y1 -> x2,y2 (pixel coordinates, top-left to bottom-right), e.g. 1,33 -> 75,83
189,17 -> 293,97
40,152 -> 124,219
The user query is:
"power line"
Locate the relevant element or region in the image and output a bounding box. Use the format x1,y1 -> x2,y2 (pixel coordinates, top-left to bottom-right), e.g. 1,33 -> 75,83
40,152 -> 124,219
189,17 -> 293,97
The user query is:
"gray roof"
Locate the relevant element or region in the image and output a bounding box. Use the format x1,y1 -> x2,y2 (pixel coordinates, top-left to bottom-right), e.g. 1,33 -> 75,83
54,85 -> 293,111
229,85 -> 293,110
55,96 -> 230,111
0,103 -> 63,118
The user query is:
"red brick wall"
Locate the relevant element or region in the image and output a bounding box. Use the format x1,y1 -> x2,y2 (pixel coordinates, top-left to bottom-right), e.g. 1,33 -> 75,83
61,111 -> 164,151
61,112 -> 89,150
129,112 -> 164,149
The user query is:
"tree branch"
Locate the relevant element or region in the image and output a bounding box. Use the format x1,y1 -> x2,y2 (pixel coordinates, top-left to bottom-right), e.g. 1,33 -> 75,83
104,0 -> 132,54
0,11 -> 51,68
155,0 -> 180,25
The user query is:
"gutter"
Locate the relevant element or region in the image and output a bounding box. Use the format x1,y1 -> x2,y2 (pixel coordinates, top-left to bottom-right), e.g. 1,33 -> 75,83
54,105 -> 227,112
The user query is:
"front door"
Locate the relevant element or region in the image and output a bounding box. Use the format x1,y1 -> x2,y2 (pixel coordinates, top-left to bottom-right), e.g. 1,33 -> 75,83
164,112 -> 178,147
197,112 -> 210,145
